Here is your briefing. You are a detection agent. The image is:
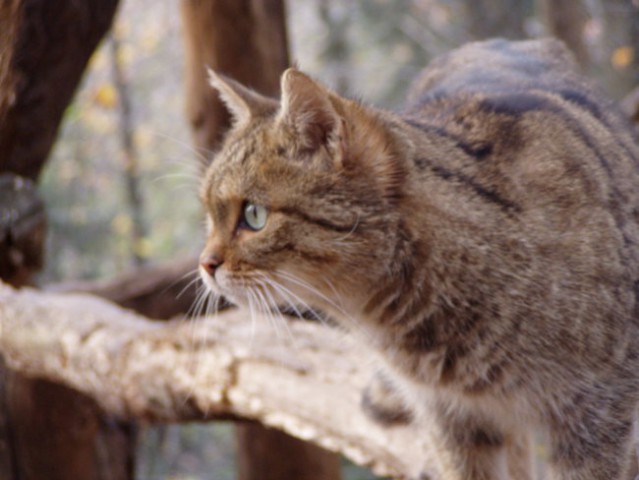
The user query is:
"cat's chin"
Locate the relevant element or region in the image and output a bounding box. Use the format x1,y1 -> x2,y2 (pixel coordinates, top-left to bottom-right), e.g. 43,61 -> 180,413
199,274 -> 244,308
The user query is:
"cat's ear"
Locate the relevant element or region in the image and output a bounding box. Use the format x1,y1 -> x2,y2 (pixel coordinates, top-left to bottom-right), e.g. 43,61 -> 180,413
208,69 -> 277,127
279,69 -> 344,155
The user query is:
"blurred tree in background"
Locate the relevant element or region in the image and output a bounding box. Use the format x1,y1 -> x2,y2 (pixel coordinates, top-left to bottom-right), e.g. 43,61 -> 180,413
33,0 -> 638,478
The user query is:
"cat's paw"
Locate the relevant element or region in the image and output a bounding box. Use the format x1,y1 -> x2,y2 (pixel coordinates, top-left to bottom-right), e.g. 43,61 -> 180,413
361,371 -> 414,426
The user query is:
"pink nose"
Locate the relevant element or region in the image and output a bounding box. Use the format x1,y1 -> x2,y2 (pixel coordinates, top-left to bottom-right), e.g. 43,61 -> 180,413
200,254 -> 223,276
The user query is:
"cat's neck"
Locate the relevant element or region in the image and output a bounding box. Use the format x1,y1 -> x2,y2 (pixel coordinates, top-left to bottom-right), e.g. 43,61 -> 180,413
331,111 -> 508,350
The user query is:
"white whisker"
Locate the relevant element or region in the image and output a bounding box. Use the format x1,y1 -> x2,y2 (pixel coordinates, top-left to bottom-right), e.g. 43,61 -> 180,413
272,270 -> 379,346
246,286 -> 259,349
176,270 -> 204,300
147,129 -> 213,166
255,276 -> 296,344
274,270 -> 357,326
333,213 -> 360,243
254,281 -> 283,339
261,275 -> 327,325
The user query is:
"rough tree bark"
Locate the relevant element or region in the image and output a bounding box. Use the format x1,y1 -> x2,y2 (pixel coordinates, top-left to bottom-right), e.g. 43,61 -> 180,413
179,1 -> 343,478
0,283 -> 447,480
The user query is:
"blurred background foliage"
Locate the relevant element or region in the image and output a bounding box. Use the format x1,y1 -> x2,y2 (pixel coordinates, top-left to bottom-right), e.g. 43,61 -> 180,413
37,0 -> 638,478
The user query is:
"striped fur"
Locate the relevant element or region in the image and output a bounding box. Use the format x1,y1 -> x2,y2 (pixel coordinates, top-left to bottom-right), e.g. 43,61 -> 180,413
200,39 -> 639,479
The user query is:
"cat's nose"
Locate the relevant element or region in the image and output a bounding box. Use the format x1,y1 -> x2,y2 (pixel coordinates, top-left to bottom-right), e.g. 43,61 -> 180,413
200,253 -> 223,276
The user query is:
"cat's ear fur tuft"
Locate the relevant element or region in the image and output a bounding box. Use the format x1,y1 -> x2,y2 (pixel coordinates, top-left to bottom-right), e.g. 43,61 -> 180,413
279,69 -> 344,155
207,68 -> 277,127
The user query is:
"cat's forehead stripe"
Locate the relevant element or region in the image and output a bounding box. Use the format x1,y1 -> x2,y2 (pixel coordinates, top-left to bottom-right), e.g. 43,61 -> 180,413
231,137 -> 258,166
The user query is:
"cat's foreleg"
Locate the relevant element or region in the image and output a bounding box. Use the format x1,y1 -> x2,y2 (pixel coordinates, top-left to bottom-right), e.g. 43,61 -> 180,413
431,401 -> 512,480
505,429 -> 535,480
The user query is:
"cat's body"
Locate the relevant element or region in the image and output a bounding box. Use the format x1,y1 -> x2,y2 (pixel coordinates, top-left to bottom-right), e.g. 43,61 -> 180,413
199,39 -> 639,479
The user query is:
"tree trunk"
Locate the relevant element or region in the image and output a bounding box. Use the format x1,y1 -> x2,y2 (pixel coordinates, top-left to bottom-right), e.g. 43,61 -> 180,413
180,0 -> 289,152
0,0 -> 121,180
462,0 -> 527,41
539,0 -> 590,69
0,0 -> 21,127
236,423 -> 343,480
0,2 -> 133,479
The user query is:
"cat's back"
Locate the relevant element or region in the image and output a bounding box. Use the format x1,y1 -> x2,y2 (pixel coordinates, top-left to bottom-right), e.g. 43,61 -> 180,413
402,39 -> 639,271
405,38 -> 628,133
403,38 -> 639,181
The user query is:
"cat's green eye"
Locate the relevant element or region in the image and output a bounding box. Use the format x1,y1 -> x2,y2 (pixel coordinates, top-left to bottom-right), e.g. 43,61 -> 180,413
242,203 -> 268,231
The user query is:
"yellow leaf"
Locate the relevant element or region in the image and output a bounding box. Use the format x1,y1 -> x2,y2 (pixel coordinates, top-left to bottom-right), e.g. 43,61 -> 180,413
111,214 -> 133,235
94,83 -> 118,109
611,46 -> 634,70
133,237 -> 154,258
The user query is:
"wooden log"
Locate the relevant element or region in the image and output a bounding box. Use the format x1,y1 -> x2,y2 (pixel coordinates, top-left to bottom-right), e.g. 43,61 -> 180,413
0,283 -> 446,480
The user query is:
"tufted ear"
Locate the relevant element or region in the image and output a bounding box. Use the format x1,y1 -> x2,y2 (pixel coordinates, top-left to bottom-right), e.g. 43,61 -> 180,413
207,68 -> 277,127
278,68 -> 344,154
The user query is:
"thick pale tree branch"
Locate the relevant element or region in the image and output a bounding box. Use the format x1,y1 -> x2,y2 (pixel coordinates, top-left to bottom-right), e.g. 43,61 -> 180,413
0,283 -> 444,479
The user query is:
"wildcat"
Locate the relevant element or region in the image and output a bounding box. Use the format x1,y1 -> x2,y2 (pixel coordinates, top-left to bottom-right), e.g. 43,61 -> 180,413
198,39 -> 639,480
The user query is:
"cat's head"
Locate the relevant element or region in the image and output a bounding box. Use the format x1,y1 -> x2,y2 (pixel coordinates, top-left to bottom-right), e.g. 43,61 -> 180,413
199,69 -> 408,319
